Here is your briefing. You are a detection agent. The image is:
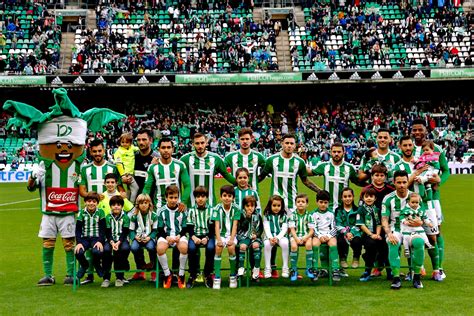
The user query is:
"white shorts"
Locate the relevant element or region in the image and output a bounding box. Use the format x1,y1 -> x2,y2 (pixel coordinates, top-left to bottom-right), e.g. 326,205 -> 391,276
423,208 -> 439,236
217,236 -> 237,247
385,231 -> 403,246
158,236 -> 188,247
433,199 -> 443,224
38,214 -> 76,239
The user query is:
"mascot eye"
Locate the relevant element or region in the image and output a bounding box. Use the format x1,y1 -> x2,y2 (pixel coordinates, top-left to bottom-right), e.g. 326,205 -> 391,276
67,142 -> 73,149
56,142 -> 62,149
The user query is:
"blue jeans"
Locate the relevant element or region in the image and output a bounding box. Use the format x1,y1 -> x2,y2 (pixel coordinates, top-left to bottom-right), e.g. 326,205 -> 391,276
131,239 -> 156,270
75,237 -> 103,274
103,240 -> 130,280
188,237 -> 215,277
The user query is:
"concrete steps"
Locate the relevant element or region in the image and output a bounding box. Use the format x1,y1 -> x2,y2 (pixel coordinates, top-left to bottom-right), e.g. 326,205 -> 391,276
59,32 -> 75,74
276,30 -> 291,71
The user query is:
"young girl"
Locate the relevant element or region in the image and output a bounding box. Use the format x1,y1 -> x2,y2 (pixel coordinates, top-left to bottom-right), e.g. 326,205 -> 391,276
263,195 -> 290,279
234,167 -> 260,211
129,194 -> 158,282
114,133 -> 139,203
335,188 -> 363,270
236,195 -> 263,281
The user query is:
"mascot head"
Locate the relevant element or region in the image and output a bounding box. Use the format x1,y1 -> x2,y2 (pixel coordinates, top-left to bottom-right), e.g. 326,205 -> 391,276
3,88 -> 126,169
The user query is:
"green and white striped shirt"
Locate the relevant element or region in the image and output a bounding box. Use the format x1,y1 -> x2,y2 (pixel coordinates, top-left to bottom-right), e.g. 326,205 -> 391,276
261,153 -> 308,213
211,203 -> 241,238
312,160 -> 358,210
288,211 -> 314,238
77,207 -> 106,237
393,160 -> 425,197
263,213 -> 288,239
234,187 -> 261,211
143,159 -> 191,208
186,205 -> 213,236
80,160 -> 119,194
157,205 -> 187,237
106,211 -> 130,241
28,155 -> 85,215
225,150 -> 266,192
381,190 -> 412,232
180,152 -> 235,206
360,150 -> 401,182
237,213 -> 263,240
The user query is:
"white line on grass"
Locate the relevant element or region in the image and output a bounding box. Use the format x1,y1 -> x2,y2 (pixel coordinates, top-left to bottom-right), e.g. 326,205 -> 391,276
0,198 -> 40,207
0,207 -> 37,212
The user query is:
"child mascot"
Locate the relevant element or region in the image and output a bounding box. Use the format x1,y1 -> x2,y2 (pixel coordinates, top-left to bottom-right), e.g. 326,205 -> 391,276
3,88 -> 126,286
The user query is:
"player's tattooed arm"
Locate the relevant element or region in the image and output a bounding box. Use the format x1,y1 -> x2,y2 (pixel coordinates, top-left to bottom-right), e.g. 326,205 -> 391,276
301,177 -> 322,194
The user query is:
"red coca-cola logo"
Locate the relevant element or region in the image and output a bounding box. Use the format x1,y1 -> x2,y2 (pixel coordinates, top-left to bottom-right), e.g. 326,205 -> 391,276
46,187 -> 79,212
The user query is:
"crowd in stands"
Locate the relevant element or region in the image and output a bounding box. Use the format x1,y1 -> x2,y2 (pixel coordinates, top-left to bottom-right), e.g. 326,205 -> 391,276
0,1 -> 62,74
70,1 -> 278,74
3,98 -> 472,168
291,1 -> 472,70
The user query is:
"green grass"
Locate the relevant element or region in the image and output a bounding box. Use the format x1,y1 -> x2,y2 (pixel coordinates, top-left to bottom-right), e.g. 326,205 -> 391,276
0,176 -> 473,315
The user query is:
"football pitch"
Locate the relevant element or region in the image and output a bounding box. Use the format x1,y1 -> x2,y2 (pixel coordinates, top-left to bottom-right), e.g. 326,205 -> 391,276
0,176 -> 473,315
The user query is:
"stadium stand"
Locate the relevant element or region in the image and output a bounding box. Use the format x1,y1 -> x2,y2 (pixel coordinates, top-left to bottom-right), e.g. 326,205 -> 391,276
0,1 -> 62,74
70,2 -> 279,74
290,2 -> 472,71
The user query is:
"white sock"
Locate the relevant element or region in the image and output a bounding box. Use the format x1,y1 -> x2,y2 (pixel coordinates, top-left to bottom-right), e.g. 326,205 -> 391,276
179,254 -> 188,276
264,240 -> 272,269
158,254 -> 170,276
280,238 -> 289,269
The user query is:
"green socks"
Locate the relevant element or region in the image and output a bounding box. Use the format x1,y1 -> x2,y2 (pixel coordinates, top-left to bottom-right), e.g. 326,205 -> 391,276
312,246 -> 320,270
437,235 -> 445,269
42,247 -> 54,277
254,248 -> 261,268
411,238 -> 425,274
65,250 -> 75,276
229,255 -> 237,275
239,251 -> 246,270
214,256 -> 222,278
388,243 -> 401,277
290,251 -> 298,272
329,246 -> 339,270
428,243 -> 440,271
306,250 -> 313,270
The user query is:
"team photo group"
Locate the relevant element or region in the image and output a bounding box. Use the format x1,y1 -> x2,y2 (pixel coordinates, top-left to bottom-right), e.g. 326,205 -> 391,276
27,116 -> 448,291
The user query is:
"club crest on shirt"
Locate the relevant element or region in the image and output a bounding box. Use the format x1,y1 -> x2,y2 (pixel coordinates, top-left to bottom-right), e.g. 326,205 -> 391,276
70,172 -> 81,184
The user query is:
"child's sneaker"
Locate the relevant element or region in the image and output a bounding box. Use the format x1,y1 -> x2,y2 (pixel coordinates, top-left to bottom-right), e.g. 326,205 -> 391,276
305,268 -> 315,279
229,275 -> 238,288
332,270 -> 341,282
420,266 -> 426,277
359,271 -> 371,282
339,269 -> 349,278
390,277 -> 402,290
318,269 -> 329,278
282,267 -> 290,278
371,268 -> 382,277
340,260 -> 348,268
115,279 -> 124,287
186,276 -> 195,288
237,267 -> 245,277
312,271 -> 319,282
37,276 -> 55,286
177,275 -> 186,289
264,267 -> 272,279
252,267 -> 260,280
290,270 -> 298,282
101,279 -> 110,288
413,274 -> 423,289
132,272 -> 146,280
405,271 -> 413,281
205,275 -> 214,288
271,269 -> 279,279
80,274 -> 94,285
213,277 -> 221,290
150,271 -> 157,282
195,273 -> 204,283
431,271 -> 443,282
163,274 -> 173,289
63,276 -> 74,285
439,269 -> 447,280
352,259 -> 359,268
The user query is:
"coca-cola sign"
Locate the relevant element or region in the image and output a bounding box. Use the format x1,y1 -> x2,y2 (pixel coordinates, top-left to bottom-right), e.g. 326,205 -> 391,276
46,187 -> 79,212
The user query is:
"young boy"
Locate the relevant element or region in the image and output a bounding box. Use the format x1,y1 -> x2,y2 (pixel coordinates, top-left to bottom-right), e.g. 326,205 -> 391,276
288,193 -> 315,281
186,186 -> 215,288
98,173 -> 135,215
356,187 -> 383,282
360,164 -> 394,278
75,192 -> 106,280
236,195 -> 263,281
102,195 -> 131,287
212,185 -> 241,289
311,190 -> 340,282
156,185 -> 189,289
